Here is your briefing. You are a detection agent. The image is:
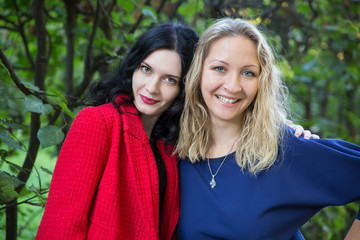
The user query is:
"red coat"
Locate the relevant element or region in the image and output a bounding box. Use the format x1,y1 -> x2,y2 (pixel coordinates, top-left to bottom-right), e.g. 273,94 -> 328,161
36,101 -> 179,240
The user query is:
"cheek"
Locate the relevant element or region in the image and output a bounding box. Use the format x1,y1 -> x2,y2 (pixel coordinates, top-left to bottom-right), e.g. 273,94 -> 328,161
132,70 -> 143,90
245,81 -> 259,98
165,86 -> 180,103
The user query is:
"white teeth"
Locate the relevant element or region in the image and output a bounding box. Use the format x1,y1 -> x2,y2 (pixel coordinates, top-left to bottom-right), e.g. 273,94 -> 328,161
216,95 -> 238,104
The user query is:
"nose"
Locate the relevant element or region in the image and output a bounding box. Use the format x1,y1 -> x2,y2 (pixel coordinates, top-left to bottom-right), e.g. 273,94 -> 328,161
223,72 -> 241,93
146,77 -> 160,94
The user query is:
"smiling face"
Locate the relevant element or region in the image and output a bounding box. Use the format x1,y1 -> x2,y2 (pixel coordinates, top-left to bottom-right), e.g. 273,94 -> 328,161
200,36 -> 260,126
132,49 -> 181,122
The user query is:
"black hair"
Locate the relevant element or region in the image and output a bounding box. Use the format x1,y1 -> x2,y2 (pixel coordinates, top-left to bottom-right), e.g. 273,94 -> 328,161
87,22 -> 199,145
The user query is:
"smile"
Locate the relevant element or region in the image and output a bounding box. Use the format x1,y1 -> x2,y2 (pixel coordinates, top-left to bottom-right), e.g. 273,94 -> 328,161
216,95 -> 239,104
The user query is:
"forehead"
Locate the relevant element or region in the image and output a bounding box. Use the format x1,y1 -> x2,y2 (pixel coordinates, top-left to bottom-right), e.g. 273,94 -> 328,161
205,36 -> 259,65
144,49 -> 182,74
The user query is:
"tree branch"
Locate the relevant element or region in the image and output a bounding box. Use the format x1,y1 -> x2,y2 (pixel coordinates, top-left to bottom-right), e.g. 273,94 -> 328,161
0,190 -> 49,211
0,25 -> 17,31
73,0 -> 101,99
64,0 -> 79,97
0,15 -> 17,26
156,0 -> 168,15
129,0 -> 152,34
16,0 -> 48,193
0,48 -> 62,112
0,48 -> 32,96
18,23 -> 35,70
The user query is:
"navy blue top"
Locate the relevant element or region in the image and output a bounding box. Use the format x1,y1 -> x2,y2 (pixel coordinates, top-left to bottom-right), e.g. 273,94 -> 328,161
177,128 -> 360,240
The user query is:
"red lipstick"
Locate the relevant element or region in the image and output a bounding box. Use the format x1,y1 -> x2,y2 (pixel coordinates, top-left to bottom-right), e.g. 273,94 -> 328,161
140,94 -> 159,105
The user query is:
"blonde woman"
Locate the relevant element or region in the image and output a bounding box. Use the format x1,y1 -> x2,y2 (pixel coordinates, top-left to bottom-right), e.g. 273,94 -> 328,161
176,18 -> 360,239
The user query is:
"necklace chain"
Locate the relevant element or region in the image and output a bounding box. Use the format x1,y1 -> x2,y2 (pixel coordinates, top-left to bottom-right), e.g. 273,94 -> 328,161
207,140 -> 237,189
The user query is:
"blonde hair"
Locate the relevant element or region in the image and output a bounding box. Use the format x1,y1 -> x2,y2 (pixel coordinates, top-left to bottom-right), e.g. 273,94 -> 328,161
176,18 -> 289,175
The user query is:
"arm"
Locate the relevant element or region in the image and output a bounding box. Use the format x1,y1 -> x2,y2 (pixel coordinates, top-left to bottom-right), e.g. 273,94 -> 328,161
344,219 -> 360,240
36,107 -> 110,240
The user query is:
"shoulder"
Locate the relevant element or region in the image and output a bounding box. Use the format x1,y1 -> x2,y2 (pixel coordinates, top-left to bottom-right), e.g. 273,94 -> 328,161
71,103 -> 125,134
281,126 -> 360,159
76,102 -> 138,123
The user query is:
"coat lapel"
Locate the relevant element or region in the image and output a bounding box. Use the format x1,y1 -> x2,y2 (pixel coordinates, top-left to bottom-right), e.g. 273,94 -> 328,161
120,102 -> 160,239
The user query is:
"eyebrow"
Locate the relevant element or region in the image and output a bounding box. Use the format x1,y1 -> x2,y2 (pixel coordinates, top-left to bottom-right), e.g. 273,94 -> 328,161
142,61 -> 181,79
243,64 -> 260,70
208,59 -> 260,69
208,59 -> 229,65
166,73 -> 181,80
141,61 -> 151,68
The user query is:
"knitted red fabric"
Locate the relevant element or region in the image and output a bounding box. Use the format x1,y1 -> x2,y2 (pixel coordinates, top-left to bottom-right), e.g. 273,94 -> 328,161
36,102 -> 179,240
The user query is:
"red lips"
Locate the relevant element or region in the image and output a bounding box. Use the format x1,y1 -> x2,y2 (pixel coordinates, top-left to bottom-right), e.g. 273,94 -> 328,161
140,94 -> 160,105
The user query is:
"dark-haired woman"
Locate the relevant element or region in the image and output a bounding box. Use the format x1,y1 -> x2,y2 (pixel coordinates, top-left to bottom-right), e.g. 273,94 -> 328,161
36,22 -> 199,240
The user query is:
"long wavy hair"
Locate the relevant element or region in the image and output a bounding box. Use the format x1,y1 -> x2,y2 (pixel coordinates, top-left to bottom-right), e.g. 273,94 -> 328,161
87,22 -> 198,144
176,18 -> 289,174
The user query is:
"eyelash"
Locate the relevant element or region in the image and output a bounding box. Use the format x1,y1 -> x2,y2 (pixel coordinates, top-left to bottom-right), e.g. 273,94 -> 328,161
242,71 -> 255,77
214,66 -> 225,72
141,65 -> 151,73
165,77 -> 177,84
214,67 -> 256,78
140,65 -> 178,85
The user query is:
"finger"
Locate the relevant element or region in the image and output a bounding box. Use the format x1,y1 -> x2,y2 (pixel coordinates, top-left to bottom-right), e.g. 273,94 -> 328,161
303,130 -> 311,139
294,125 -> 304,138
286,120 -> 295,129
310,134 -> 320,139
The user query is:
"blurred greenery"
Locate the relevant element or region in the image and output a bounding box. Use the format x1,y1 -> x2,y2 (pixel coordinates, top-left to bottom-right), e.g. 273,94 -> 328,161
0,0 -> 359,239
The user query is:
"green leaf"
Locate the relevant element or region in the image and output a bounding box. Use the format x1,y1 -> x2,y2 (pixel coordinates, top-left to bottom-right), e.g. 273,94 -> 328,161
125,33 -> 135,42
21,81 -> 45,93
119,0 -> 134,12
0,171 -> 24,188
37,125 -> 65,148
0,149 -> 7,159
49,87 -> 68,103
56,99 -> 75,118
0,120 -> 27,130
0,126 -> 24,151
141,6 -> 157,21
24,95 -> 53,115
1,158 -> 24,173
28,183 -> 37,193
41,166 -> 53,176
0,172 -> 19,204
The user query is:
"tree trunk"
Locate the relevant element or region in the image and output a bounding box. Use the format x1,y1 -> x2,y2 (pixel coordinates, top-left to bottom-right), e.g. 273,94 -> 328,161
6,200 -> 17,240
6,0 -> 47,238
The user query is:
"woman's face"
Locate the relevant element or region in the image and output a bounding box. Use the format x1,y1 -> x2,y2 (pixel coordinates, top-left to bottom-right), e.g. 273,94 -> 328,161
132,49 -> 181,121
200,36 -> 260,126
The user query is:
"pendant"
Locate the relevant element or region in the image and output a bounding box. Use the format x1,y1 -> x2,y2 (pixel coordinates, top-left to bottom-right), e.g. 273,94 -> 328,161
210,176 -> 216,188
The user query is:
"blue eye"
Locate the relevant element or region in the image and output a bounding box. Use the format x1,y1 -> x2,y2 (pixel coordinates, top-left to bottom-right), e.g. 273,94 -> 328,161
214,66 -> 225,72
243,71 -> 255,77
141,66 -> 151,73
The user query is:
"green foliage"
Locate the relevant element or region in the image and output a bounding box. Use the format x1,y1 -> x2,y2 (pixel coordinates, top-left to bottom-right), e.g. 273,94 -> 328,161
0,172 -> 19,205
0,126 -> 24,151
37,125 -> 64,148
24,96 -> 53,116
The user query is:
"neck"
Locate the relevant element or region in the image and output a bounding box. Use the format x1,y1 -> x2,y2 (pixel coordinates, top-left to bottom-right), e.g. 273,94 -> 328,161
208,120 -> 241,158
140,114 -> 159,139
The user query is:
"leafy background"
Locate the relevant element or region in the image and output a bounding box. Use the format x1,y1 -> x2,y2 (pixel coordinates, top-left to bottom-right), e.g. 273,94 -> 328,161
0,0 -> 359,239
